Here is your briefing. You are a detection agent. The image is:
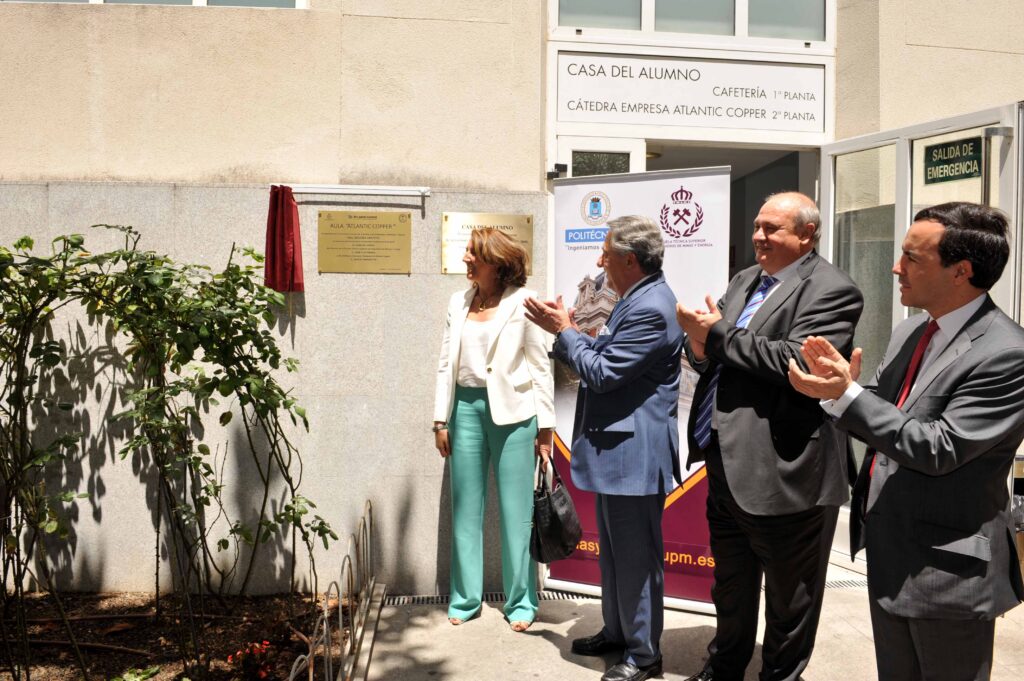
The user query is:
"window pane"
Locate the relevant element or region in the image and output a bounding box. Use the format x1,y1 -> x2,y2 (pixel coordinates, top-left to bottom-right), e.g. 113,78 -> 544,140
208,0 -> 294,6
559,0 -> 641,30
749,0 -> 825,41
656,0 -> 734,36
572,151 -> 630,177
833,144 -> 896,472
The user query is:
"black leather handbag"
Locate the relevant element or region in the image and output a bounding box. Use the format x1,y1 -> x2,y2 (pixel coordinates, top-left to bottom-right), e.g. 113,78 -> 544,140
529,460 -> 582,563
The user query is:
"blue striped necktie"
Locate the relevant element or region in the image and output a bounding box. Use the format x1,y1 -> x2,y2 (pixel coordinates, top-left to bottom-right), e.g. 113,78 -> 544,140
693,275 -> 778,449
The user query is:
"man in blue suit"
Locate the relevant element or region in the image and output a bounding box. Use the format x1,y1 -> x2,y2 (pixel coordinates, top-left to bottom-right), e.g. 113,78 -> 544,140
526,215 -> 683,681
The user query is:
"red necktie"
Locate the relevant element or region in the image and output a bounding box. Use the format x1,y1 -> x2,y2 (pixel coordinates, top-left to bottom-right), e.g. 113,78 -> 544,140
869,320 -> 940,476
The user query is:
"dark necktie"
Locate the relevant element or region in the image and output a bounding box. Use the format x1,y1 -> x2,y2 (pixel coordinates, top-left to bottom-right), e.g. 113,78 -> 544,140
693,275 -> 778,449
868,319 -> 940,476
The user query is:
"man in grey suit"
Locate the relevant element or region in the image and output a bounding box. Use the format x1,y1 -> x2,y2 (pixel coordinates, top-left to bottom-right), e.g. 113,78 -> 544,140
676,192 -> 863,681
789,201 -> 1024,681
525,215 -> 682,681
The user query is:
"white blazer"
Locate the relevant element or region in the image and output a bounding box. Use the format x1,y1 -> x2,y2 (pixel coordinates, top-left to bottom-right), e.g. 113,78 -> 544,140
434,286 -> 555,428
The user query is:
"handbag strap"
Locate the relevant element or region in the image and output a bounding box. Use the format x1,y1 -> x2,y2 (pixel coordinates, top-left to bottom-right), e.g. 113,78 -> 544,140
535,457 -> 564,493
549,459 -> 564,489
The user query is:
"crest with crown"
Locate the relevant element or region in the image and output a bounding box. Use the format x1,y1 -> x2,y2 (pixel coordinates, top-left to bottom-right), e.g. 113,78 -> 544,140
660,185 -> 704,239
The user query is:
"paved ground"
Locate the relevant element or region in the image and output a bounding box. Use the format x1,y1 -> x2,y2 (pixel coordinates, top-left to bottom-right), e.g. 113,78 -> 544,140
369,561 -> 1024,680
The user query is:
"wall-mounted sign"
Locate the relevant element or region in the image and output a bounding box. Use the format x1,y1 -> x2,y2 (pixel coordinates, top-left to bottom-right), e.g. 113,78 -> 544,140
441,213 -> 533,275
317,211 -> 411,274
557,52 -> 825,134
923,137 -> 982,184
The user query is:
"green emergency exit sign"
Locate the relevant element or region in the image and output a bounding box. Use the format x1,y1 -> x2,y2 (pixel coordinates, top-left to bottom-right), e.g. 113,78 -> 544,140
924,137 -> 982,184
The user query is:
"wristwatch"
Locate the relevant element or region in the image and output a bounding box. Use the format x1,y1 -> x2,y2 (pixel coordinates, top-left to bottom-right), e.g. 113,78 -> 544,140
432,423 -> 448,433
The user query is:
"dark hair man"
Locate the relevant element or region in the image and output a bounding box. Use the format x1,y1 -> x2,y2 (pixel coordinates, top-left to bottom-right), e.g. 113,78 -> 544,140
789,201 -> 1024,681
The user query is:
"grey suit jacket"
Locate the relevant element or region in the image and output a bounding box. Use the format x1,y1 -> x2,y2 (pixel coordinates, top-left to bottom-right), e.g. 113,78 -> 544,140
844,297 -> 1024,620
685,251 -> 864,515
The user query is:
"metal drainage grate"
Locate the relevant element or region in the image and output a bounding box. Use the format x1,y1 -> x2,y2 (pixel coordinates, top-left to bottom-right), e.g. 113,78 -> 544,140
824,578 -> 869,590
760,577 -> 869,593
385,589 -> 597,607
385,582 -> 868,607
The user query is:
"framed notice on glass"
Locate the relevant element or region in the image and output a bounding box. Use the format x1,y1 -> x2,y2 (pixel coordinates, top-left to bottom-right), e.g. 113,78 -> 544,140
441,213 -> 533,275
317,211 -> 412,274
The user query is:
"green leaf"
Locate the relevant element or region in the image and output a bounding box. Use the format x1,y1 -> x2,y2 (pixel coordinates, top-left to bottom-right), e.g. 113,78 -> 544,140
219,411 -> 233,426
43,520 -> 58,534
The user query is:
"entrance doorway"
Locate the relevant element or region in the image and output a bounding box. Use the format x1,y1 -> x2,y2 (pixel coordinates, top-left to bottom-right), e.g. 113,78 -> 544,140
647,142 -> 818,278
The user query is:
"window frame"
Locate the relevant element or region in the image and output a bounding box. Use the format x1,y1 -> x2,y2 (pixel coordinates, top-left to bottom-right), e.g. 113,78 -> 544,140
550,0 -> 835,55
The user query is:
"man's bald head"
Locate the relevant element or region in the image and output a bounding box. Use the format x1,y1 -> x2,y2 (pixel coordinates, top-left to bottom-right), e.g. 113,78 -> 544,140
752,192 -> 820,274
763,192 -> 821,246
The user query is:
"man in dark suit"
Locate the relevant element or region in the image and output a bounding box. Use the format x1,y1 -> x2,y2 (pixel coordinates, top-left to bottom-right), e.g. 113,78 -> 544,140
525,215 -> 683,681
789,202 -> 1024,681
676,192 -> 863,681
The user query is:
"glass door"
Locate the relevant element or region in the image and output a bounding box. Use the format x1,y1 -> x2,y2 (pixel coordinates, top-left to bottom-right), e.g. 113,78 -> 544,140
821,103 -> 1021,328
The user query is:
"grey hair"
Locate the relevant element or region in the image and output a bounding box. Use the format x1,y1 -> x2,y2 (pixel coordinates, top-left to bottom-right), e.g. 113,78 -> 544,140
606,215 -> 664,274
764,191 -> 821,245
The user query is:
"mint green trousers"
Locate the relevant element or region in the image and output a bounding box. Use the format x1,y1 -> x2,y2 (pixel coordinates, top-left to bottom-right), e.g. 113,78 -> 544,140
448,385 -> 539,623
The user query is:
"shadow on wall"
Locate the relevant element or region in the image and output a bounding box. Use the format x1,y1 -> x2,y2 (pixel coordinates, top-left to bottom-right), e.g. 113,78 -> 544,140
274,292 -> 306,349
32,317 -> 133,590
28,311 -> 304,595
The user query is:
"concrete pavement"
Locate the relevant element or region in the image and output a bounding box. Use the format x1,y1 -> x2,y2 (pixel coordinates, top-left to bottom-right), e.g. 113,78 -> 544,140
369,561 -> 1024,680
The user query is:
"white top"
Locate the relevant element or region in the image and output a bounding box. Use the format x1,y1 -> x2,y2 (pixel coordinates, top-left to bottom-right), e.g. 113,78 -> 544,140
821,292 -> 988,417
457,318 -> 498,388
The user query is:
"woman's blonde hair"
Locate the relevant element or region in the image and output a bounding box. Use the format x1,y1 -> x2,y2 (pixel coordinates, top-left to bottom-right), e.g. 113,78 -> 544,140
468,228 -> 529,288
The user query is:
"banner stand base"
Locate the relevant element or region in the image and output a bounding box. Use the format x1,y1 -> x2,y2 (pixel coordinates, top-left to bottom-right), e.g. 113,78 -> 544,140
543,577 -> 717,616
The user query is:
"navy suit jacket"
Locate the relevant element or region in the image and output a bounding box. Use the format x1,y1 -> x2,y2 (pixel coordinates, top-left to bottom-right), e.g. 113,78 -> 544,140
554,272 -> 683,496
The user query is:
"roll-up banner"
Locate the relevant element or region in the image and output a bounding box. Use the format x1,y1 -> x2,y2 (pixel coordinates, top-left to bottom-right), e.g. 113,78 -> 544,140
547,167 -> 730,612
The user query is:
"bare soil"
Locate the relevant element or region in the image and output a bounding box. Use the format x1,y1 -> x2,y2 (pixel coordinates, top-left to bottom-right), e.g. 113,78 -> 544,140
0,592 -> 346,680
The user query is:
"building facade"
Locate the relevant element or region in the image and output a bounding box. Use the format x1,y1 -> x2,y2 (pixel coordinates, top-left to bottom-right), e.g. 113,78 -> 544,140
1,0 -> 1024,594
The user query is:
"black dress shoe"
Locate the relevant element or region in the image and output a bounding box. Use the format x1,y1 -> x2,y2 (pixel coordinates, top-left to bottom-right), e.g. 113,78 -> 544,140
571,631 -> 625,656
601,658 -> 663,681
684,667 -> 714,681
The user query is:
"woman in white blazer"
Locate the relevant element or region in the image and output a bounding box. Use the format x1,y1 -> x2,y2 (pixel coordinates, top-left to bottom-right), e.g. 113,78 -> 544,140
433,228 -> 555,632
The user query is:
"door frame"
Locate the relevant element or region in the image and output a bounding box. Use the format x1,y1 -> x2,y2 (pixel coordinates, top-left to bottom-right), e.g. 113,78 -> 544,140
555,136 -> 648,177
820,103 -> 1022,326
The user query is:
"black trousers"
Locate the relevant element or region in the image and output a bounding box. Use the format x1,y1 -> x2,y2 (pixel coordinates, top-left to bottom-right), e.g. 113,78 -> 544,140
703,440 -> 838,681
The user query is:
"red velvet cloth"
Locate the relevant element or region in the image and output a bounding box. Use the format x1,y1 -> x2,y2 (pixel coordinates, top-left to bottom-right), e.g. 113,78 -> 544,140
264,185 -> 305,293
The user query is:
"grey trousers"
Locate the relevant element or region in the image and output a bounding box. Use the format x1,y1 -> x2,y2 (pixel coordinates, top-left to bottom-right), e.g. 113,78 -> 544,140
869,597 -> 995,681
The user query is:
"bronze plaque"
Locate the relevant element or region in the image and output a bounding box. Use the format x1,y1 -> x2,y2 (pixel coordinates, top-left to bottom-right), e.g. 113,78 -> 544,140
318,211 -> 412,274
441,212 -> 533,275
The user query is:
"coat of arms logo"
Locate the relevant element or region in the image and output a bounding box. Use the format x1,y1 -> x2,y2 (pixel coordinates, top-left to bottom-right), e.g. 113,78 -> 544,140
660,186 -> 704,238
580,191 -> 612,226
